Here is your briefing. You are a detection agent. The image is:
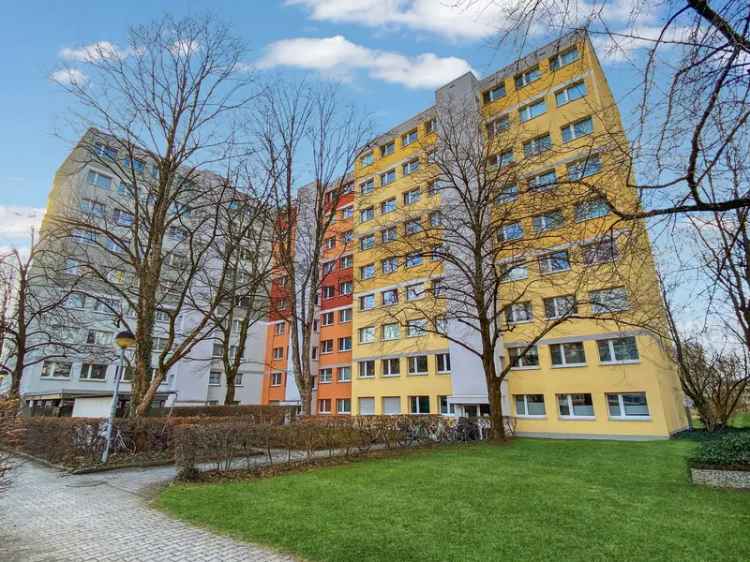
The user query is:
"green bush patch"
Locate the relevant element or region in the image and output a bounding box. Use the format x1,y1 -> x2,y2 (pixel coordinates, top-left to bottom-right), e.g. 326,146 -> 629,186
690,432 -> 750,470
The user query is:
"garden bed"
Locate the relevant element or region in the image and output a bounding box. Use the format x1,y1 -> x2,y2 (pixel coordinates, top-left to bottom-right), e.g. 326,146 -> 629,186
689,432 -> 750,489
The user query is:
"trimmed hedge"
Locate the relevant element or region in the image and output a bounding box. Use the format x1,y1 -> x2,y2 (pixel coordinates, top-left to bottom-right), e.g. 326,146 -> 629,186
146,404 -> 296,423
691,432 -> 750,470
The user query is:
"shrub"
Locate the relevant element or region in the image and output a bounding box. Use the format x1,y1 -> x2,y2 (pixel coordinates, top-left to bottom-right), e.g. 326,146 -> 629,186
146,404 -> 295,423
691,433 -> 750,468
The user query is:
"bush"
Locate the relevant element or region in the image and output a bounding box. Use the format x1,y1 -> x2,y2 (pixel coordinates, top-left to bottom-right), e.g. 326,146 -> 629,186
691,432 -> 750,468
146,404 -> 295,423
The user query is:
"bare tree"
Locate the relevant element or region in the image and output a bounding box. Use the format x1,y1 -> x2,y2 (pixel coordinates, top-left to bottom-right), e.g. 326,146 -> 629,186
0,232 -> 83,399
253,82 -> 370,415
369,96 -> 657,438
459,0 -> 750,218
0,451 -> 12,494
48,15 -> 257,415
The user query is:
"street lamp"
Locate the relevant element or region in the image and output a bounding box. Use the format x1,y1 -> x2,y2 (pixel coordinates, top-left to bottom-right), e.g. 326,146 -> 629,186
102,329 -> 136,463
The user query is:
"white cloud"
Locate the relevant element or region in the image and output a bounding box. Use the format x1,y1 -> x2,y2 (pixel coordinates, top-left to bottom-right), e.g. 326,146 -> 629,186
169,39 -> 200,56
287,0 -> 503,41
50,68 -> 87,86
591,24 -> 693,63
0,206 -> 45,248
59,41 -> 125,62
257,35 -> 475,89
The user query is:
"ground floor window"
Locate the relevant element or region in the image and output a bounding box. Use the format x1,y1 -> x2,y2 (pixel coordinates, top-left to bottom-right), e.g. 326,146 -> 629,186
336,398 -> 351,414
439,395 -> 456,415
515,394 -> 545,416
557,393 -> 594,418
318,399 -> 331,414
607,392 -> 649,418
359,397 -> 375,415
409,395 -> 430,414
382,396 -> 401,415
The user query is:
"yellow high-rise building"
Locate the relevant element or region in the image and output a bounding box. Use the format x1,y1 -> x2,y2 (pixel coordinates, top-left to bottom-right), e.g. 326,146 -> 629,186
349,30 -> 687,438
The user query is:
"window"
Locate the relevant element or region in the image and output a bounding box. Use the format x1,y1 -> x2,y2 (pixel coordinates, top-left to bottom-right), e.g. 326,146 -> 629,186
359,397 -> 376,415
515,66 -> 541,89
318,399 -> 332,414
208,371 -> 221,386
339,308 -> 352,322
590,287 -> 630,313
515,394 -> 546,416
489,150 -> 514,168
382,358 -> 400,377
234,373 -> 244,386
582,238 -> 619,265
549,47 -> 580,70
360,263 -> 375,280
425,118 -> 436,134
509,346 -> 540,368
86,330 -> 112,345
382,396 -> 401,415
381,169 -> 396,186
311,347 -> 318,360
544,295 -> 577,319
41,361 -> 72,379
153,337 -> 170,353
94,142 -> 118,160
360,178 -> 375,194
607,392 -> 649,418
402,159 -> 420,176
486,114 -> 510,139
64,258 -> 82,275
436,353 -> 451,373
502,300 -> 533,326
532,210 -> 564,232
519,99 -> 546,122
333,336 -> 350,352
322,260 -> 335,275
272,347 -> 284,360
558,393 -> 594,418
318,312 -> 333,327
499,260 -> 528,282
359,326 -> 376,344
406,283 -> 424,301
342,182 -> 354,195
576,198 -> 610,222
341,206 -> 354,219
271,372 -> 283,386
497,221 -> 523,242
87,170 -> 112,190
405,253 -> 422,268
561,116 -> 593,143
321,340 -> 334,354
407,320 -> 427,338
342,230 -> 353,244
340,255 -> 353,269
528,169 -> 557,191
212,343 -> 224,358
403,188 -> 420,205
429,211 -> 442,227
360,234 -> 375,250
495,184 -> 518,204
382,323 -> 400,340
359,360 -> 375,378
360,151 -> 374,166
360,293 -> 375,310
80,363 -> 107,381
360,207 -> 374,223
539,250 -> 571,274
126,158 -> 146,174
555,80 -> 587,106
338,366 -> 352,382
409,395 -> 430,414
339,281 -> 353,295
319,368 -> 333,384
268,322 -> 283,337
322,286 -> 335,299
381,226 -> 398,243
381,142 -> 395,157
567,154 -> 602,180
81,198 -> 105,217
92,297 -> 120,314
382,288 -> 399,306
381,257 -> 399,274
523,134 -> 552,157
431,278 -> 446,298
111,208 -> 134,226
597,336 -> 639,363
381,197 -> 396,214
550,342 -> 586,367
337,398 -> 352,414
483,83 -> 506,104
405,218 -> 422,235
440,396 -> 456,415
65,293 -> 86,309
402,129 -> 418,146
72,229 -> 97,245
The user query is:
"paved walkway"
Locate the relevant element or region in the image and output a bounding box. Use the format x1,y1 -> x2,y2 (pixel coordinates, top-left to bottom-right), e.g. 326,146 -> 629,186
0,458 -> 298,562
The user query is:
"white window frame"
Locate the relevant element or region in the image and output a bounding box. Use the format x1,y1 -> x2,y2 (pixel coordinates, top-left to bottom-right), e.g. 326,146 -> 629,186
337,366 -> 351,382
436,353 -> 451,373
607,392 -> 650,419
508,346 -> 540,370
590,287 -> 630,314
359,326 -> 376,344
514,394 -> 546,417
382,323 -> 400,341
382,357 -> 401,377
409,395 -> 431,415
336,398 -> 351,414
557,393 -> 595,419
597,336 -> 640,364
407,355 -> 429,375
358,360 -> 375,378
538,250 -> 571,275
550,342 -> 587,368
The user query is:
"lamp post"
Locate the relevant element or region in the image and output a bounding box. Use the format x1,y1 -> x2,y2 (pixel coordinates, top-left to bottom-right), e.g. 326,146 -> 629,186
102,329 -> 136,464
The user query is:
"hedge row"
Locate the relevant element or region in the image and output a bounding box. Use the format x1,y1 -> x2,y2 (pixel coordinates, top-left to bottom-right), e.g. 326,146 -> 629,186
146,404 -> 297,422
691,432 -> 750,469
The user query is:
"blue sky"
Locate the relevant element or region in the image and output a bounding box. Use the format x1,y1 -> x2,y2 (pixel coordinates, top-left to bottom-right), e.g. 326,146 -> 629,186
0,0 -> 666,250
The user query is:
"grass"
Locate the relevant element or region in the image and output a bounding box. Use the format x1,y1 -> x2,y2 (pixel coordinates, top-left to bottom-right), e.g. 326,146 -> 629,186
159,439 -> 750,562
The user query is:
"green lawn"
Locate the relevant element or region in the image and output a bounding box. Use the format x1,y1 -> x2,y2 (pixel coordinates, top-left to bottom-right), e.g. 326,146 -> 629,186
159,439 -> 750,562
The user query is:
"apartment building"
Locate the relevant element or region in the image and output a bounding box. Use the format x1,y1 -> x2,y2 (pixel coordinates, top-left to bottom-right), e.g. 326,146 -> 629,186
259,30 -> 686,439
18,130 -> 266,416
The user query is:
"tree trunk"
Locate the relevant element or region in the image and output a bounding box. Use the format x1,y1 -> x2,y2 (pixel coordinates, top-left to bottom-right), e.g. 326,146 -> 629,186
9,346 -> 24,400
224,373 -> 236,405
484,355 -> 507,441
